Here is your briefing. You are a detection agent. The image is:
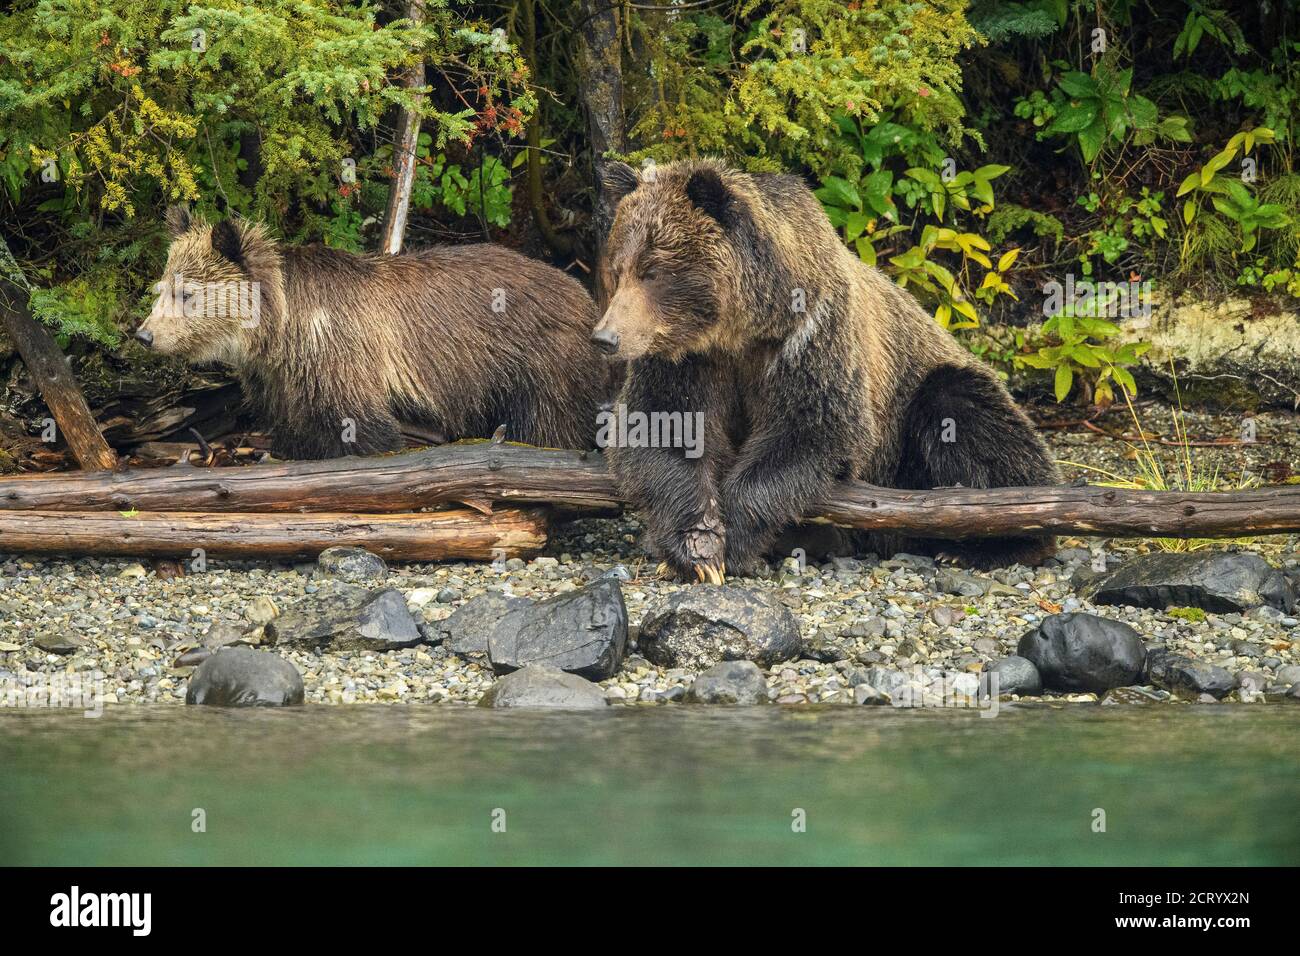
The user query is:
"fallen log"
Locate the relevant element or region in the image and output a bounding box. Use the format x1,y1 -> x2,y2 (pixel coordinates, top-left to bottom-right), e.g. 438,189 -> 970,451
0,507 -> 547,561
0,442 -> 1297,541
0,273 -> 118,471
0,442 -> 620,514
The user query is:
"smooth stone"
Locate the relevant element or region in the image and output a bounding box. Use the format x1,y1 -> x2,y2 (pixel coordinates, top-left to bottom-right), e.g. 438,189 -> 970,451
637,585 -> 803,669
35,631 -> 85,655
174,647 -> 212,668
1088,551 -> 1295,613
1017,612 -> 1146,693
477,666 -> 607,709
487,579 -> 628,680
185,648 -> 303,707
1146,650 -> 1237,699
265,586 -> 422,651
315,546 -> 388,582
935,569 -> 992,597
685,660 -> 768,705
1275,664 -> 1300,686
985,655 -> 1043,696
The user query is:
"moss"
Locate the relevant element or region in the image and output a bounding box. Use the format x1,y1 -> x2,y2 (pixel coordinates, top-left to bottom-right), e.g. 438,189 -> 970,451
1167,606 -> 1208,623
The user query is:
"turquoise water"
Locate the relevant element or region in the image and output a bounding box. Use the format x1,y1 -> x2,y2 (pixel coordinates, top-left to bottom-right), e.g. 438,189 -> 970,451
0,704 -> 1296,865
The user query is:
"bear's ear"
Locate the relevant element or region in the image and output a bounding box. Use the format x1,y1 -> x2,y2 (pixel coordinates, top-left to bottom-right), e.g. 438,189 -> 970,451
165,204 -> 193,238
601,161 -> 640,207
685,167 -> 733,225
210,218 -> 246,270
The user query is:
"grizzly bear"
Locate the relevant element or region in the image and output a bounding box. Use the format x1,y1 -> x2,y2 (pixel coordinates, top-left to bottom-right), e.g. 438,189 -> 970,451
136,207 -> 605,459
593,158 -> 1060,581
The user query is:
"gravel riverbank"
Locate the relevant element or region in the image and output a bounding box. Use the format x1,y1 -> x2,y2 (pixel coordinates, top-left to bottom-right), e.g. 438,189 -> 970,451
2,403 -> 1298,709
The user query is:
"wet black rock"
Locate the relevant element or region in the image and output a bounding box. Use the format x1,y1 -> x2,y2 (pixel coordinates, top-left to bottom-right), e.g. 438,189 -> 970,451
1016,613 -> 1147,693
984,655 -> 1042,696
315,546 -> 388,582
685,661 -> 768,704
487,579 -> 628,681
637,586 -> 802,669
431,592 -> 533,655
265,586 -> 422,652
1088,551 -> 1295,613
477,665 -> 607,709
1146,649 -> 1236,699
186,648 -> 304,707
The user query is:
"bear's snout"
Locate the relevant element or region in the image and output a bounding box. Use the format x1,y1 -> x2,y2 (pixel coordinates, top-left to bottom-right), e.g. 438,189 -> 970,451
591,327 -> 620,355
134,327 -> 154,348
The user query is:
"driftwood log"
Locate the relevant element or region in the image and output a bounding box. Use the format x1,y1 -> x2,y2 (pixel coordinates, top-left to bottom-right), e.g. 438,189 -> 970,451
0,507 -> 547,561
0,442 -> 1297,542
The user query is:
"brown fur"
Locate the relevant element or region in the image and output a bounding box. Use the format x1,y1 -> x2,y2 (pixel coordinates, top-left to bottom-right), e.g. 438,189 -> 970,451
138,209 -> 605,458
595,159 -> 1060,578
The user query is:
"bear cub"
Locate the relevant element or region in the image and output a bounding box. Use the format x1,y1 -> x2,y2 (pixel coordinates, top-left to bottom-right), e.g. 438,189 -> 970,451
593,159 -> 1060,581
138,207 -> 604,459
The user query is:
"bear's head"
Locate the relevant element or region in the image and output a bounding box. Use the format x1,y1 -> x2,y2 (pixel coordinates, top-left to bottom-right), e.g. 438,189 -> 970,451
592,159 -> 750,362
136,207 -> 282,365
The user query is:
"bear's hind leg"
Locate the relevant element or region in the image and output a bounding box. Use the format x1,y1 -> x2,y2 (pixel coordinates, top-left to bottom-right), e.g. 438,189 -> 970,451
272,403 -> 403,460
893,363 -> 1059,569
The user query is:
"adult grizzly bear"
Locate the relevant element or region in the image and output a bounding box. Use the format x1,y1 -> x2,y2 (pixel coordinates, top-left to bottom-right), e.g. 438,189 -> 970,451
593,159 -> 1059,581
136,207 -> 604,459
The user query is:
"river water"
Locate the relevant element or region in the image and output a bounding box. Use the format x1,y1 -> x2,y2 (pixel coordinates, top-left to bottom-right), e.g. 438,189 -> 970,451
1,704 -> 1296,865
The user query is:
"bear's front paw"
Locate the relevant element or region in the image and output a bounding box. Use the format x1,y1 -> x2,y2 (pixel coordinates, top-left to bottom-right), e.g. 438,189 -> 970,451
656,516 -> 727,584
684,519 -> 726,584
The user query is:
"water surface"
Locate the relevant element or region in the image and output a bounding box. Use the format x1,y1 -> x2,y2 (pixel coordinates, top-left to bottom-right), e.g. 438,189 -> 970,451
1,704 -> 1295,865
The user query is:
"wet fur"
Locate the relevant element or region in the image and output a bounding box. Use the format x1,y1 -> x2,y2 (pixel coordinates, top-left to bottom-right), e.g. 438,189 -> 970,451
141,213 -> 604,458
597,159 -> 1060,576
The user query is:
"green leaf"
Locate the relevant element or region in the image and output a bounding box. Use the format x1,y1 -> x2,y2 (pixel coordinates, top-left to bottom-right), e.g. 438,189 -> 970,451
814,176 -> 861,211
1046,101 -> 1098,134
1056,71 -> 1098,99
1076,117 -> 1106,162
861,169 -> 895,218
1054,364 -> 1074,402
1128,95 -> 1158,130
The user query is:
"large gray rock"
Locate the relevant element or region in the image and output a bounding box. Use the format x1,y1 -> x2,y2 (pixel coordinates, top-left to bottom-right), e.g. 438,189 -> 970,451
265,586 -> 422,652
315,546 -> 388,582
1088,551 -> 1295,613
488,579 -> 627,680
685,661 -> 768,704
477,665 -> 607,709
637,586 -> 802,669
1017,613 -> 1147,693
431,592 -> 534,655
186,648 -> 304,707
1146,650 -> 1236,699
